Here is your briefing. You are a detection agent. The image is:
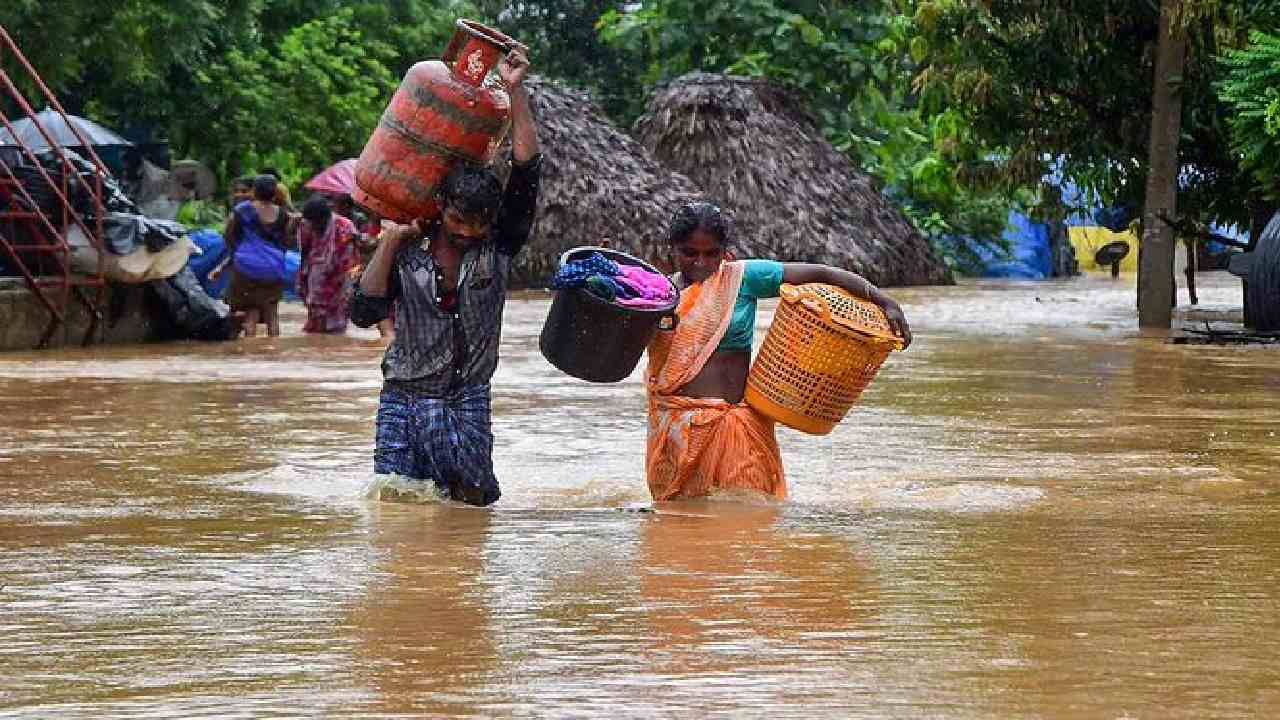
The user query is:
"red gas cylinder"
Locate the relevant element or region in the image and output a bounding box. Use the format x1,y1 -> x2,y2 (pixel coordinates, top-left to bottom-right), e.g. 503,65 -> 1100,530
353,19 -> 518,222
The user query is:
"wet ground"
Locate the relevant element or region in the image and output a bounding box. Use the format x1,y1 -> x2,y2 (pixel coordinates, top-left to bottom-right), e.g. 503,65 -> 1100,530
2,271 -> 1278,717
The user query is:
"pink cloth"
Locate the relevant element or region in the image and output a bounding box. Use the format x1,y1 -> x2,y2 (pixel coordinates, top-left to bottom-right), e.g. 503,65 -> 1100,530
615,265 -> 676,309
297,214 -> 360,333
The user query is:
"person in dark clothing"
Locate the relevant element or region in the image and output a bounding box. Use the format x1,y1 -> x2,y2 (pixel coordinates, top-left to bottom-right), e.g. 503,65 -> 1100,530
350,46 -> 540,506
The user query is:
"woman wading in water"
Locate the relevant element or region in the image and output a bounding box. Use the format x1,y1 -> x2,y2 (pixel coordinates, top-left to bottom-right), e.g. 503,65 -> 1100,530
644,202 -> 911,502
210,175 -> 297,337
296,197 -> 361,334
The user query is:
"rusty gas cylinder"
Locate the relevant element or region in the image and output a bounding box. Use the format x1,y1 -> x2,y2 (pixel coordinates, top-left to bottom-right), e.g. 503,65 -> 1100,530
352,19 -> 517,222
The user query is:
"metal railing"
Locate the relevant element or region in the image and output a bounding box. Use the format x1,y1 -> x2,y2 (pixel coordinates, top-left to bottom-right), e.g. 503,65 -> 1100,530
0,23 -> 107,348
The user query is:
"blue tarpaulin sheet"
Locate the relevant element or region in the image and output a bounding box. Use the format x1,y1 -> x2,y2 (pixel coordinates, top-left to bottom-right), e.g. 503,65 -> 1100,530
952,210 -> 1053,279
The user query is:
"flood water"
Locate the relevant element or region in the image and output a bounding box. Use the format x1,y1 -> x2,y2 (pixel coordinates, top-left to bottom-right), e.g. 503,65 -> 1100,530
2,271 -> 1278,718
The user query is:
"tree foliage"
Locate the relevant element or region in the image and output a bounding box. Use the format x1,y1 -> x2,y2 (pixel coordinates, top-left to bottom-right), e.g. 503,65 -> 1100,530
6,0 -> 1279,267
600,0 -> 886,126
1,1 -> 474,185
598,0 -> 1024,262
912,0 -> 1280,229
3,0 -> 1024,257
1,0 -> 255,128
480,0 -> 645,120
1218,30 -> 1280,201
176,9 -> 399,185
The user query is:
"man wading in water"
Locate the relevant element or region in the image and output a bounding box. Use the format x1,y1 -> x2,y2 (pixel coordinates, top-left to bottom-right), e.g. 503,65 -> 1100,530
645,202 -> 911,501
350,46 -> 541,506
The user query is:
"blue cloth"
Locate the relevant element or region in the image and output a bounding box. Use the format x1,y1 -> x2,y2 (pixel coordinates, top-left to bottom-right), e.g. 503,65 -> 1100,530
717,259 -> 784,353
231,201 -> 290,283
551,253 -> 620,289
373,383 -> 500,507
1093,205 -> 1135,233
283,249 -> 301,302
187,229 -> 230,299
1206,223 -> 1249,256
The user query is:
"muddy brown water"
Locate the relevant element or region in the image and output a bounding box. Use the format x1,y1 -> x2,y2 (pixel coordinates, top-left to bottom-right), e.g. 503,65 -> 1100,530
1,271 -> 1278,718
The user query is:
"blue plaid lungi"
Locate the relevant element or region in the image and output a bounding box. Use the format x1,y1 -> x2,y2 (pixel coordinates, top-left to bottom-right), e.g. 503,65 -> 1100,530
374,383 -> 500,506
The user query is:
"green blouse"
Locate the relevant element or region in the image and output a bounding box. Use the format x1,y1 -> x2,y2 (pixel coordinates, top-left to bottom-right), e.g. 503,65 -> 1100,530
716,259 -> 785,353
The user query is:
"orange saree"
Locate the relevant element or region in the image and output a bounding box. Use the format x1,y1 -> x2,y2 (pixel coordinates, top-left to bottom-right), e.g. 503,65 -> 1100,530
644,261 -> 786,501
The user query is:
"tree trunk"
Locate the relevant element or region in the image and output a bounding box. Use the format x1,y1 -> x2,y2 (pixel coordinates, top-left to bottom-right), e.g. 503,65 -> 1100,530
1247,199 -> 1276,253
1138,0 -> 1188,329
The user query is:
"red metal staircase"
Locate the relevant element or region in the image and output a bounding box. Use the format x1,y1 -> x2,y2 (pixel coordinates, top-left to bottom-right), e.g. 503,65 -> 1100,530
0,24 -> 108,348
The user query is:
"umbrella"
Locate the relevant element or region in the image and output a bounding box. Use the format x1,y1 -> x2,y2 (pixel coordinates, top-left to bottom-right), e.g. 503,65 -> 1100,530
304,158 -> 357,195
0,107 -> 133,150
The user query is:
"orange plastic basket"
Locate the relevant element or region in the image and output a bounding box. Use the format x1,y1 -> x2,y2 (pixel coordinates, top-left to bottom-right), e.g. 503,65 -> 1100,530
745,283 -> 903,435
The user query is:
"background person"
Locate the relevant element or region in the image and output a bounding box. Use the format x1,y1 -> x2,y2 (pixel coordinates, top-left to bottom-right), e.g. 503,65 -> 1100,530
297,196 -> 361,334
210,174 -> 297,337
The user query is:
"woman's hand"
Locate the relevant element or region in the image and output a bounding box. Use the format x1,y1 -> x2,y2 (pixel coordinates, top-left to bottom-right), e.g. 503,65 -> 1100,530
778,262 -> 912,347
878,298 -> 912,349
208,257 -> 229,283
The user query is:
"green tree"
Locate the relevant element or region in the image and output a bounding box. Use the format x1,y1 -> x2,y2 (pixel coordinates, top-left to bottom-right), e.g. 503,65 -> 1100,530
912,0 -> 1280,324
1,0 -> 256,125
345,0 -> 483,77
599,0 -> 889,131
482,0 -> 645,120
2,1 -> 467,186
598,0 -> 1025,266
914,1 -> 1280,233
269,10 -> 398,177
1218,30 -> 1280,201
174,9 -> 398,185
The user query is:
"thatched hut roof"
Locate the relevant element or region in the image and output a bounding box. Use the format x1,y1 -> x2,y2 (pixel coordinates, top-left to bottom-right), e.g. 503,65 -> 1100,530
506,76 -> 706,287
633,73 -> 953,287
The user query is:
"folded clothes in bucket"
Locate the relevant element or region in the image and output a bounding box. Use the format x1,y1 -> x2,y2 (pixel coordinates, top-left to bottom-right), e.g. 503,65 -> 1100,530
551,252 -> 619,288
585,275 -> 619,301
614,265 -> 675,308
552,252 -> 675,310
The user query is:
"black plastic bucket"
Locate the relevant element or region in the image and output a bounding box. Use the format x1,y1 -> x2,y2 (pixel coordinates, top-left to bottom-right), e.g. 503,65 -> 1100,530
539,247 -> 679,383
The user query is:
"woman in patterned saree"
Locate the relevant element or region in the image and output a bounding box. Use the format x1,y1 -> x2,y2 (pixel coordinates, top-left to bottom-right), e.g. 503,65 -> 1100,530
297,196 -> 361,334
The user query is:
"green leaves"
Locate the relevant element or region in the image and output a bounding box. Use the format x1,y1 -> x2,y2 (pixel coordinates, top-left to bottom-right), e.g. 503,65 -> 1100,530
909,36 -> 930,63
498,0 -> 646,121
598,0 -> 886,112
2,0 -> 470,188
913,0 -> 1280,229
594,0 -> 1024,266
180,7 -> 399,183
1218,30 -> 1280,199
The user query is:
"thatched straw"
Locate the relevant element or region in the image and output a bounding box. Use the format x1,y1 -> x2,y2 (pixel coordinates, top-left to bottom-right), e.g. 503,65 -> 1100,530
633,73 -> 953,287
503,76 -> 707,287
